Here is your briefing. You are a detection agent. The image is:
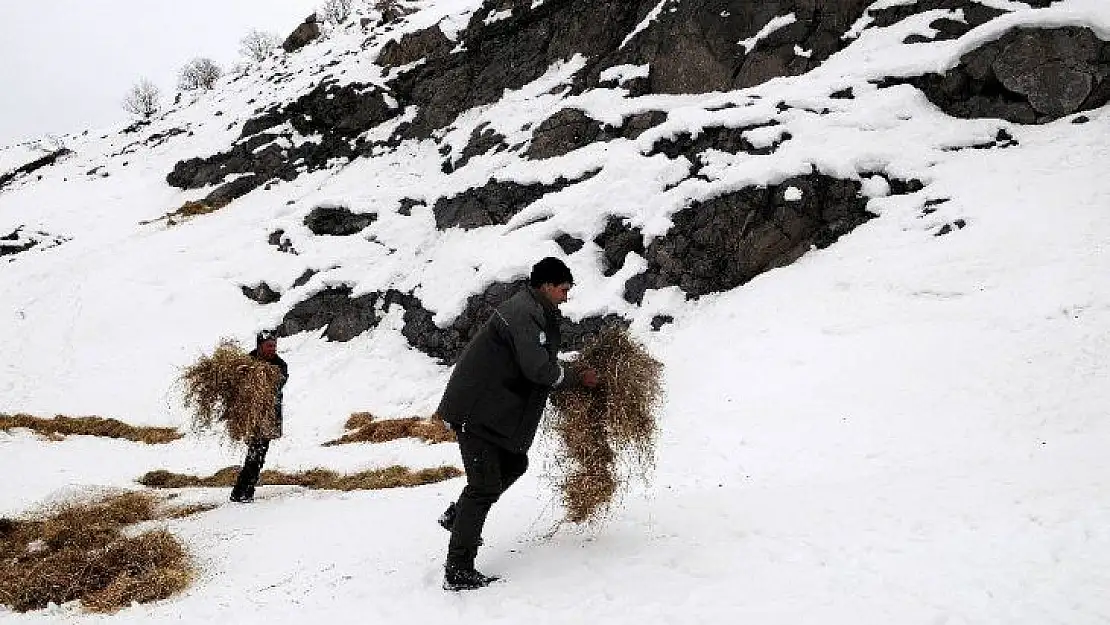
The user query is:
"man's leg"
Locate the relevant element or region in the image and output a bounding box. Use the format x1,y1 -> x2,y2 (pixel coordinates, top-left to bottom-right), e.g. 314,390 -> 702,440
446,432 -> 504,572
499,450 -> 529,493
231,439 -> 270,502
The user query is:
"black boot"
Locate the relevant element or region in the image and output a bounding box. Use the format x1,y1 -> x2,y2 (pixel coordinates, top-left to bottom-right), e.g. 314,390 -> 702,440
444,564 -> 500,591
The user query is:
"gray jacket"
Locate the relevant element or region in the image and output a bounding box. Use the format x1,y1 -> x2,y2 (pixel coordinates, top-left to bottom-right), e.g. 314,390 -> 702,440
437,287 -> 577,453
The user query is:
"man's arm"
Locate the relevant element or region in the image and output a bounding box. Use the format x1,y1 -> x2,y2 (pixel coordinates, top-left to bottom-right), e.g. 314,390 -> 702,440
494,308 -> 564,387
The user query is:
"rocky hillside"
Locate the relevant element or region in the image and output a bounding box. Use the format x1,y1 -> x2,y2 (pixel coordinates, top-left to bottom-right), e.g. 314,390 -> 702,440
0,0 -> 1106,421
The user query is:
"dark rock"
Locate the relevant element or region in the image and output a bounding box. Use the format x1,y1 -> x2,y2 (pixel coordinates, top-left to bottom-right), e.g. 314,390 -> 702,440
278,285 -> 389,342
293,268 -> 319,288
867,0 -> 1005,38
0,148 -> 72,191
204,175 -> 266,207
626,172 -> 871,302
1073,115 -> 1090,124
378,25 -> 453,67
830,87 -> 855,99
909,27 -> 1110,123
450,125 -> 509,171
268,229 -> 297,254
555,233 -> 585,254
304,204 -> 377,236
398,198 -> 425,216
560,314 -> 629,352
241,282 -> 282,305
650,315 -> 674,331
935,218 -> 968,236
620,110 -> 668,139
397,281 -> 527,362
283,15 -> 322,53
526,109 -> 609,160
432,170 -> 598,230
167,83 -> 396,195
389,0 -> 871,138
593,216 -> 644,277
647,121 -> 790,177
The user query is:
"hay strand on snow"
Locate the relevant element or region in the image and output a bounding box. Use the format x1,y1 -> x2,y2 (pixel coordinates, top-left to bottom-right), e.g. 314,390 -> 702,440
548,326 -> 662,525
179,339 -> 282,443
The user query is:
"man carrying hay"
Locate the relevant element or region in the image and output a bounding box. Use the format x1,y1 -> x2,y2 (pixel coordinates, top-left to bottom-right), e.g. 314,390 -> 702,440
436,257 -> 599,591
229,331 -> 289,503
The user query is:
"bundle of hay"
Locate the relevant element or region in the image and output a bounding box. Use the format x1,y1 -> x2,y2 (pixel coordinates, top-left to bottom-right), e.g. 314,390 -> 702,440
179,339 -> 282,442
547,326 -> 663,525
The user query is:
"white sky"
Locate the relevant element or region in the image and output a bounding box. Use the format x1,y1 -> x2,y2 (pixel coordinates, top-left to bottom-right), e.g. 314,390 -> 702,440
0,0 -> 320,146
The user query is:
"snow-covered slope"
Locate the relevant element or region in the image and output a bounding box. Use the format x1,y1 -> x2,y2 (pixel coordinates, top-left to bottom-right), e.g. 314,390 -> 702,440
2,0 -> 1109,622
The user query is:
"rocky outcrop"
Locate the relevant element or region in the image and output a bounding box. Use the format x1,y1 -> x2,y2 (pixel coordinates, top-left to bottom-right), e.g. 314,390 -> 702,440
0,148 -> 72,191
593,217 -> 644,277
525,109 -> 669,160
378,25 -> 454,68
277,286 -> 400,342
431,170 -> 598,230
304,205 -> 377,236
624,172 -> 872,302
167,83 -> 397,200
0,227 -> 69,260
241,282 -> 282,305
389,0 -> 871,137
446,125 -> 510,172
283,15 -> 322,53
649,121 -> 791,161
909,27 -> 1110,123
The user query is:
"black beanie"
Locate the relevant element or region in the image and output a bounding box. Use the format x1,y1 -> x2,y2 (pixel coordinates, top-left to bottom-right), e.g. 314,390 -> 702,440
256,329 -> 278,345
529,257 -> 573,288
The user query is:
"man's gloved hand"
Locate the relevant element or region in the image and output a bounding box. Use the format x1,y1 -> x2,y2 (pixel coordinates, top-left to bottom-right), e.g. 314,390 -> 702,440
580,367 -> 599,389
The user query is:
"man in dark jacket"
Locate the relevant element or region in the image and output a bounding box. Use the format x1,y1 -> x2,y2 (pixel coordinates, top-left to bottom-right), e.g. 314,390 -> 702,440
436,257 -> 599,590
230,330 -> 289,503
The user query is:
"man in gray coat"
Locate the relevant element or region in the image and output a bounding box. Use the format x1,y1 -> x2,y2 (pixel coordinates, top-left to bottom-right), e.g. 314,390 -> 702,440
436,257 -> 598,590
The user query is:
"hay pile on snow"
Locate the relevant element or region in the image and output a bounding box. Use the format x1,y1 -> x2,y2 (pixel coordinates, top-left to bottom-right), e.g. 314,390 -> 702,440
179,339 -> 282,442
548,326 -> 662,525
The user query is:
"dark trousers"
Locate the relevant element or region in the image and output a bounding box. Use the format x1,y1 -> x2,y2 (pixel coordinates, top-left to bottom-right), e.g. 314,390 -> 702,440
447,431 -> 528,568
231,439 -> 270,501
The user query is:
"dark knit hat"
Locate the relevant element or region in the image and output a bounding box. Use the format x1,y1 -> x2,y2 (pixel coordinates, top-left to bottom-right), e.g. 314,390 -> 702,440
256,329 -> 278,345
529,257 -> 573,288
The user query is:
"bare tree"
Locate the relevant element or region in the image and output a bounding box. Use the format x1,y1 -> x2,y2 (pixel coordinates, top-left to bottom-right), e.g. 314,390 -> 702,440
178,58 -> 223,91
240,29 -> 278,63
321,0 -> 353,26
122,79 -> 161,118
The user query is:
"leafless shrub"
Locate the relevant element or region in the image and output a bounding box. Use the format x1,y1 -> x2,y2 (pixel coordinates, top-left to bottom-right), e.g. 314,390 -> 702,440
321,0 -> 353,26
122,79 -> 161,118
240,29 -> 278,63
177,58 -> 222,91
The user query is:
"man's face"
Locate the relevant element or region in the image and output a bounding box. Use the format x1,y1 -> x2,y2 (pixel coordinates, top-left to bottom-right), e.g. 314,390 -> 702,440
259,339 -> 277,358
540,282 -> 572,307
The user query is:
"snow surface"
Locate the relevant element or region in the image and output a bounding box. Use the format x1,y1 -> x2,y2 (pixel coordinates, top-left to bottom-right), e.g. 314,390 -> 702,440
738,13 -> 798,53
1,0 -> 1110,622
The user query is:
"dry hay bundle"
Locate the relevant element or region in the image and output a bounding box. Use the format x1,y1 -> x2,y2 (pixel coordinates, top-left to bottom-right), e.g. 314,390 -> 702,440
548,326 -> 663,525
0,491 -> 191,613
179,339 -> 282,442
